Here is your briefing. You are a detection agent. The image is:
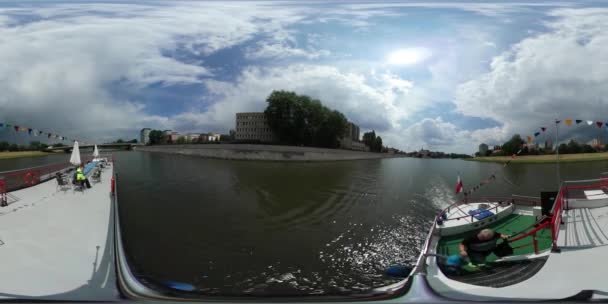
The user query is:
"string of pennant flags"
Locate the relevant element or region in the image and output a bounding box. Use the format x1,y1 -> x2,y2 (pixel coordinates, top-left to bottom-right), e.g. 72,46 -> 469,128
458,118 -> 601,196
0,122 -> 84,144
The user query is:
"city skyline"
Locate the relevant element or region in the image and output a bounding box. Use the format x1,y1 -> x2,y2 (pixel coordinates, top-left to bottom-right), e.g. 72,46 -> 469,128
0,1 -> 607,153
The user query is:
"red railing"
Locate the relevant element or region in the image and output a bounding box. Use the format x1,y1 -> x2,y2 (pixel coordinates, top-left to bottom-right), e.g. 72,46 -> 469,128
508,221 -> 551,254
0,155 -> 112,193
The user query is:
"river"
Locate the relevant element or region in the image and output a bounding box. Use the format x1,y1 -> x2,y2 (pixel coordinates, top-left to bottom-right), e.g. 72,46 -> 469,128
3,151 -> 608,296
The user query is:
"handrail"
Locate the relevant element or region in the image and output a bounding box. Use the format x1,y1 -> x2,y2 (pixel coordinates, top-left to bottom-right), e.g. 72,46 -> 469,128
508,221 -> 550,243
550,187 -> 564,252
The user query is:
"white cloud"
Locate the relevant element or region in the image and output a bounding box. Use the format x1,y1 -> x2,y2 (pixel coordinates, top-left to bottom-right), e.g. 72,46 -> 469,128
455,7 -> 608,148
168,64 -> 416,138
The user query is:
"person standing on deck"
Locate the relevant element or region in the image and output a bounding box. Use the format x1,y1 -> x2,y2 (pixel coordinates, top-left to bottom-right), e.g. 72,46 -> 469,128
76,166 -> 91,189
459,229 -> 509,264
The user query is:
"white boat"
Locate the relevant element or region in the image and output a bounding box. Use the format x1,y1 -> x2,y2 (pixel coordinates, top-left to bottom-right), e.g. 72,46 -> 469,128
436,199 -> 516,236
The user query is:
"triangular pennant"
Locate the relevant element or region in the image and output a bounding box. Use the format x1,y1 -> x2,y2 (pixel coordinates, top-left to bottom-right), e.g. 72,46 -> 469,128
0,123 -> 3,128
5,124 -> 10,128
48,133 -> 51,139
565,119 -> 572,126
20,127 -> 27,131
576,120 -> 583,124
588,120 -> 594,125
541,127 -> 547,132
534,132 -> 540,137
597,122 -> 603,128
555,120 -> 561,124
14,126 -> 19,132
28,128 -> 32,135
527,136 -> 532,143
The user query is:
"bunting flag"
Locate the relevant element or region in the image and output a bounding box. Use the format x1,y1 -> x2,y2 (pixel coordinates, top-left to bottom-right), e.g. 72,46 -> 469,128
597,122 -> 603,128
48,133 -> 51,138
14,126 -> 18,132
565,119 -> 572,126
576,120 -> 583,124
0,123 -> 3,127
534,132 -> 540,137
555,120 -> 561,124
541,127 -> 547,132
28,128 -> 32,135
588,120 -> 594,126
5,124 -> 10,128
527,136 -> 532,143
19,127 -> 27,132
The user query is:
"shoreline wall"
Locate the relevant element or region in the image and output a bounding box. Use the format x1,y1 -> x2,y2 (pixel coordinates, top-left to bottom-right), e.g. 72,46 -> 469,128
137,144 -> 402,162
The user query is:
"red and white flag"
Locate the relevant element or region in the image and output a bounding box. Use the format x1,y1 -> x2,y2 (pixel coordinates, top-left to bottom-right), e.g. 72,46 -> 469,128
455,175 -> 463,194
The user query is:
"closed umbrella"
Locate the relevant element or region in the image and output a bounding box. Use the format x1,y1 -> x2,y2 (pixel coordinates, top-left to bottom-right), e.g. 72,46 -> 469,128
93,145 -> 99,158
70,141 -> 81,166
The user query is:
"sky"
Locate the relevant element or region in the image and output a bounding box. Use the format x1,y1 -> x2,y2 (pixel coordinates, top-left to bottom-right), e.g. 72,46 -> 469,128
1,0 -> 607,153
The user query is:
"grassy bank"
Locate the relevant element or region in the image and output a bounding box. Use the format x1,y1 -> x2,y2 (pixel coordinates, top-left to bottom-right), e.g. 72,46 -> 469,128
0,151 -> 52,159
470,152 -> 608,164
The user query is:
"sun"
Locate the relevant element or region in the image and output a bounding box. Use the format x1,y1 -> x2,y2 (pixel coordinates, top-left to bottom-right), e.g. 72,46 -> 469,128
387,48 -> 429,65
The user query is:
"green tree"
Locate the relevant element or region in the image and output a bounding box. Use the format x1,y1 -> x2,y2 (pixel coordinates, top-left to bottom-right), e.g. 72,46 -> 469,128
148,130 -> 163,145
8,144 -> 18,152
29,141 -> 41,151
128,139 -> 137,143
567,139 -> 581,154
264,90 -> 347,148
558,143 -> 569,154
229,129 -> 236,140
502,134 -> 524,155
374,136 -> 383,153
582,144 -> 595,153
176,136 -> 186,144
363,131 -> 376,149
0,141 -> 9,151
115,139 -> 124,143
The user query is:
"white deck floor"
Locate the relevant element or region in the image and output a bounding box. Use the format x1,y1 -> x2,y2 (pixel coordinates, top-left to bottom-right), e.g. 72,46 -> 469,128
0,167 -> 119,301
427,205 -> 608,300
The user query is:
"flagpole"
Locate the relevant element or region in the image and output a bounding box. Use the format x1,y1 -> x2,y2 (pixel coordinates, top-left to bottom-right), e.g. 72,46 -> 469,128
555,118 -> 561,188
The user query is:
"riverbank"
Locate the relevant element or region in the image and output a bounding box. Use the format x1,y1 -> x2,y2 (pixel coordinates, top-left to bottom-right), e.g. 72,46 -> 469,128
471,152 -> 608,164
0,151 -> 52,159
138,144 -> 403,161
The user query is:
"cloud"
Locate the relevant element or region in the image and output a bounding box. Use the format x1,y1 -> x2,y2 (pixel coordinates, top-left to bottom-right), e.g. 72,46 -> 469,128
454,7 -> 608,148
168,64 -> 416,137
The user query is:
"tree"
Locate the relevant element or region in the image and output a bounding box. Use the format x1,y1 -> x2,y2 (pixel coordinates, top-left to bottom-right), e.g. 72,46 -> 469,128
567,139 -> 581,154
29,141 -> 42,151
0,141 -> 9,151
128,139 -> 137,143
264,90 -> 347,148
582,144 -> 595,153
501,134 -> 524,155
176,136 -> 186,144
229,129 -> 236,140
374,136 -> 383,153
8,144 -> 19,152
220,134 -> 231,142
148,130 -> 164,145
115,139 -> 124,143
363,131 -> 376,149
558,143 -> 569,154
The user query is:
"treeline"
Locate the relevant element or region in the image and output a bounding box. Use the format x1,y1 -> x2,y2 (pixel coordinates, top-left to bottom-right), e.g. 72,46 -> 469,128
264,90 -> 348,148
362,131 -> 383,152
479,134 -> 606,157
0,141 -> 65,152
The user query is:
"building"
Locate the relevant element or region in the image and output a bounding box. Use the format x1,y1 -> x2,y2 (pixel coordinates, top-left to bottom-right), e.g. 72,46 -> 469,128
591,138 -> 601,147
235,112 -> 276,142
340,121 -> 366,151
186,133 -> 200,142
140,128 -> 151,145
351,141 -> 370,152
478,143 -> 488,155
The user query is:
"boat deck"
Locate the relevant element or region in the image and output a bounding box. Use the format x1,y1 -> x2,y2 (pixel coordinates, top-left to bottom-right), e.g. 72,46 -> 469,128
427,205 -> 608,300
0,166 -> 118,301
437,214 -> 552,262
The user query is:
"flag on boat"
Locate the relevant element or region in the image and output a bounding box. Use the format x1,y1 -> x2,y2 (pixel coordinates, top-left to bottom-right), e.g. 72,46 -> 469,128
455,175 -> 463,194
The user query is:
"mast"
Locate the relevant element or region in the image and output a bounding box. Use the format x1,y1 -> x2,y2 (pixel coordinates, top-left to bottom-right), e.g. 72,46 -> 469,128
555,118 -> 561,188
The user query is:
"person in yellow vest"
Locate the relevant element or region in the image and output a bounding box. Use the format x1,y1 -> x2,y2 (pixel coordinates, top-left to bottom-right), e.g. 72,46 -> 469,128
76,166 -> 91,189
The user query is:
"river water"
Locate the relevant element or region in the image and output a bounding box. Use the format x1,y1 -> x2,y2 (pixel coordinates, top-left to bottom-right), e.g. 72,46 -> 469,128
3,151 -> 608,296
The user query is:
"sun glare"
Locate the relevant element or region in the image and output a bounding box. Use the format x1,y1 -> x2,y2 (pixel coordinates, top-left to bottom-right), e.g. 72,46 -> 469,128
387,48 -> 429,65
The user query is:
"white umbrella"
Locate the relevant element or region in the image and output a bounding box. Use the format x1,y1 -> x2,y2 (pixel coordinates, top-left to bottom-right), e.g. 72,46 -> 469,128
93,145 -> 99,158
70,141 -> 81,166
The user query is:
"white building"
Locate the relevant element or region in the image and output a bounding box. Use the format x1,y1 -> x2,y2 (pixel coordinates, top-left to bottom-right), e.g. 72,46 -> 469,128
140,128 -> 151,145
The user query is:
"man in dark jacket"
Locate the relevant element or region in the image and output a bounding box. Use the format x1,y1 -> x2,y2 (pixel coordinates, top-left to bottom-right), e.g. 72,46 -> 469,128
459,229 -> 509,264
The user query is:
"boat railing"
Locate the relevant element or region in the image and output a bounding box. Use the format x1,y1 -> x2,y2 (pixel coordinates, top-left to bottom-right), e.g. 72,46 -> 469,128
507,220 -> 551,254
0,155 -> 111,193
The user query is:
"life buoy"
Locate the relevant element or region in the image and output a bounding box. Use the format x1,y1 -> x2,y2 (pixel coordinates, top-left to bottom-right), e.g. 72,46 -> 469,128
24,171 -> 35,186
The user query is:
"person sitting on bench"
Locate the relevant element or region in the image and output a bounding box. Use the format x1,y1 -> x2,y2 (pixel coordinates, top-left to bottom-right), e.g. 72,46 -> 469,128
76,166 -> 91,189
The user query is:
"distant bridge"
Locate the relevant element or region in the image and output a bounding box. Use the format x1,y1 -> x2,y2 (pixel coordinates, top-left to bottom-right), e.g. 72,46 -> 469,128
45,143 -> 143,152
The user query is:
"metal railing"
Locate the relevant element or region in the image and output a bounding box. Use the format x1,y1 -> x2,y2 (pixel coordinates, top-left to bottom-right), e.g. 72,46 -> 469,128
0,155 -> 114,194
508,221 -> 551,254
437,196 -> 541,223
